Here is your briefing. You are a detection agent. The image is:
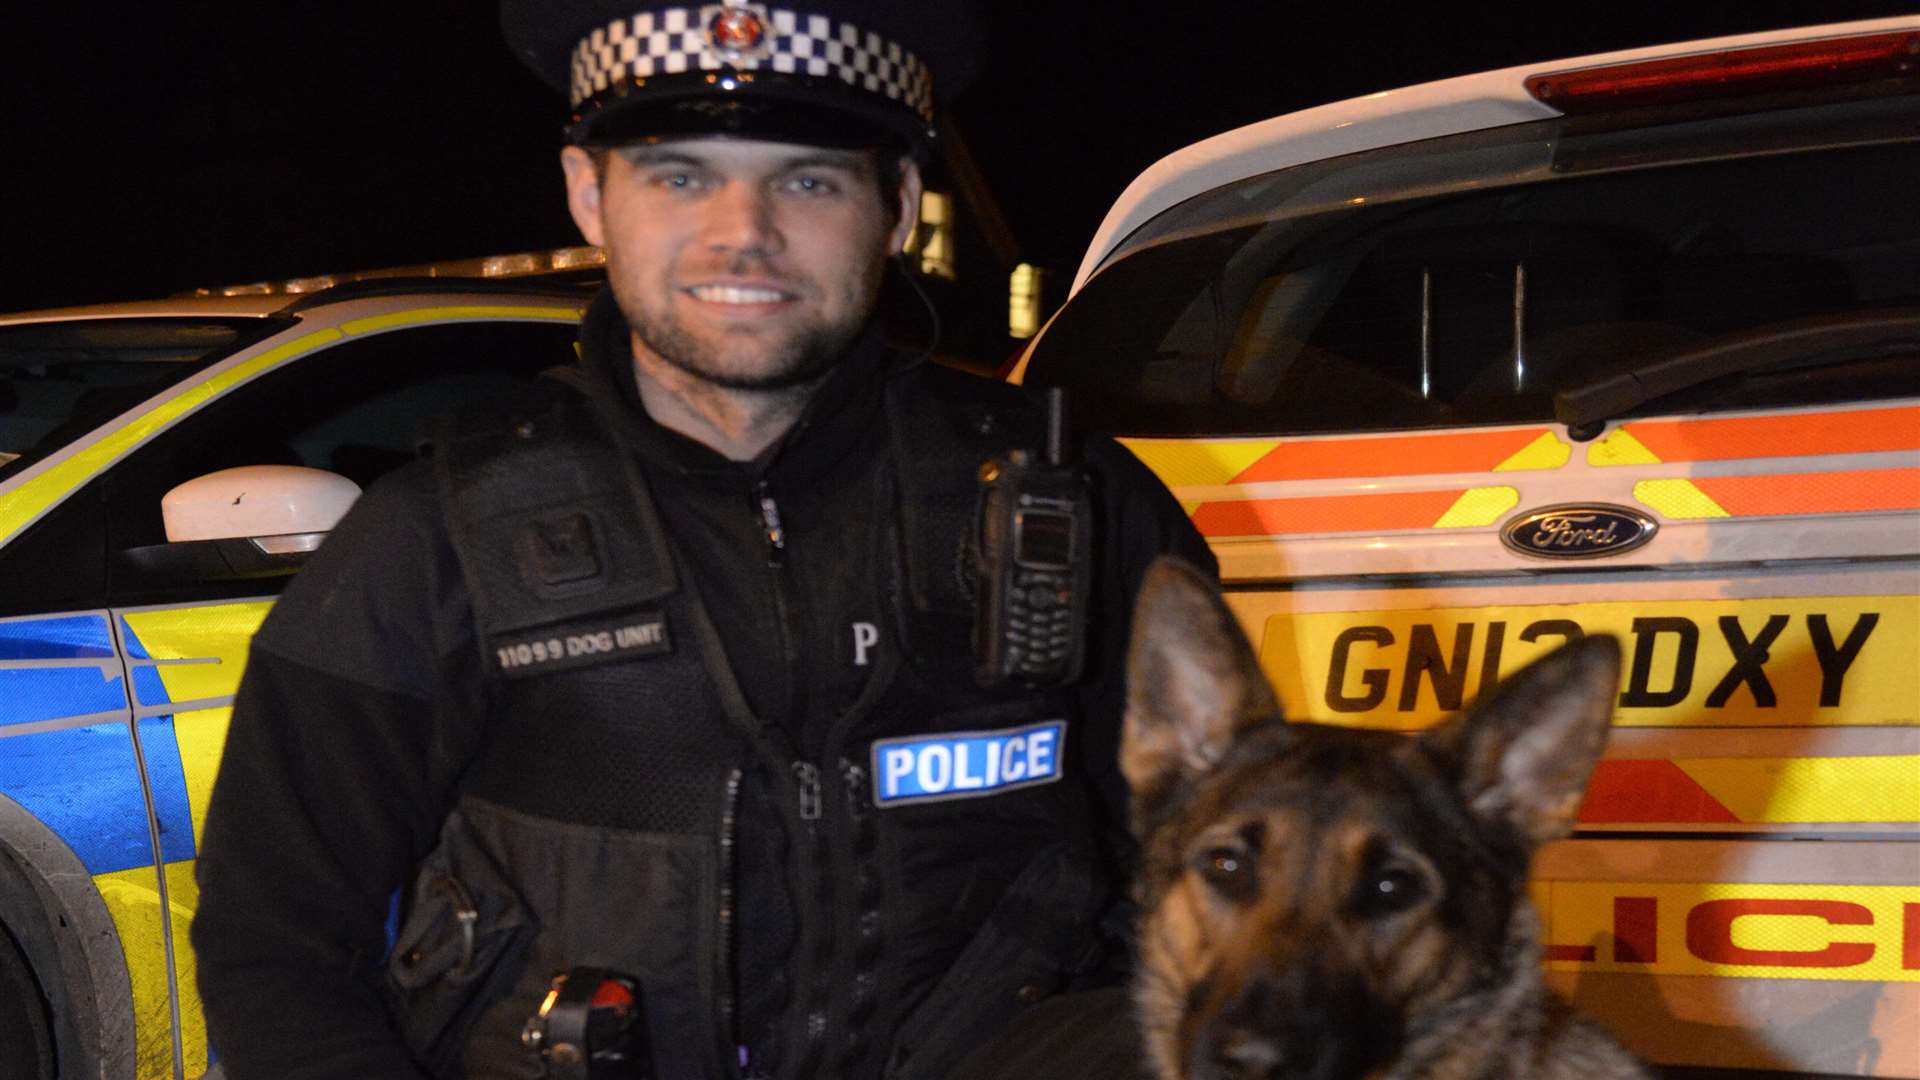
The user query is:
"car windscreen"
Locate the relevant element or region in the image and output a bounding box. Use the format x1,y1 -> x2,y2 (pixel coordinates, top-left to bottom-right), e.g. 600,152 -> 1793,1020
0,318 -> 268,480
1026,96 -> 1920,437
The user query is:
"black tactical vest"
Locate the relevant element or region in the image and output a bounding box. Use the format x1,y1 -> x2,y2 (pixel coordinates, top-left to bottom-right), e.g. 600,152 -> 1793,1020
388,364 -> 1116,1080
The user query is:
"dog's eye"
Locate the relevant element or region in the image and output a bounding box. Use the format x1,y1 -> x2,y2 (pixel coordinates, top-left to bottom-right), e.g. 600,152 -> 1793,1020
1352,865 -> 1427,918
1205,848 -> 1244,877
1196,845 -> 1257,901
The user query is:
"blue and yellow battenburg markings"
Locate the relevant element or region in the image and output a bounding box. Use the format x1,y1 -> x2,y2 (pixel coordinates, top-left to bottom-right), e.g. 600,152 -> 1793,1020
0,613 -> 155,873
116,602 -> 267,1078
0,613 -> 124,725
0,613 -> 197,872
870,720 -> 1067,807
2,604 -> 264,1078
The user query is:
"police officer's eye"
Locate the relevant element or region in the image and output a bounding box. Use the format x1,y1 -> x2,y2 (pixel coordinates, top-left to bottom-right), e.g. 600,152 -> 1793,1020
787,175 -> 838,194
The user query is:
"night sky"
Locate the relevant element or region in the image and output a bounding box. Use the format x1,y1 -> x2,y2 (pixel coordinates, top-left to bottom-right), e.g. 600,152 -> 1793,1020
5,2 -> 1914,315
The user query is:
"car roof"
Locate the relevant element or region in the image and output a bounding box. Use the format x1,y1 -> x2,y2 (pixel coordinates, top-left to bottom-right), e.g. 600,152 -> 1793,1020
0,247 -> 606,326
1072,15 -> 1920,292
0,295 -> 291,325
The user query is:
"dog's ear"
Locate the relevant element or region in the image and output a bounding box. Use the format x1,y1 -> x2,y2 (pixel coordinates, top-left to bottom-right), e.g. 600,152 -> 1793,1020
1421,635 -> 1621,848
1123,557 -> 1282,800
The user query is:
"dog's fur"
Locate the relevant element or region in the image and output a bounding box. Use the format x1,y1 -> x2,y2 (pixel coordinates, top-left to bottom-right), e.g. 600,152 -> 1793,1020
1121,558 -> 1649,1080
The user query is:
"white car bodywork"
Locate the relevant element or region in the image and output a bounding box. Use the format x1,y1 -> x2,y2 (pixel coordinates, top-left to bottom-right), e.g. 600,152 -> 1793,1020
1023,18 -> 1920,1077
1073,16 -> 1920,291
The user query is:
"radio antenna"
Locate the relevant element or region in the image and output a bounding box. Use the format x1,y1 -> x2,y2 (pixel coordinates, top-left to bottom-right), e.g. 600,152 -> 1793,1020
1044,387 -> 1069,466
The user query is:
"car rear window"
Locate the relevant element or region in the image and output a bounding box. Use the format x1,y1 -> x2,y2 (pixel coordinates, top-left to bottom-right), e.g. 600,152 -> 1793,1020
1026,96 -> 1920,437
0,319 -> 266,479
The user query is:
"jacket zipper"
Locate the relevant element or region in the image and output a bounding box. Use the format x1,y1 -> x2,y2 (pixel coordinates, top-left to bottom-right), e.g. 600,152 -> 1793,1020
833,758 -> 884,1077
790,755 -> 835,1077
716,766 -> 744,1073
793,761 -> 823,822
755,478 -> 806,734
753,478 -> 835,1075
724,734 -> 828,1080
756,480 -> 786,567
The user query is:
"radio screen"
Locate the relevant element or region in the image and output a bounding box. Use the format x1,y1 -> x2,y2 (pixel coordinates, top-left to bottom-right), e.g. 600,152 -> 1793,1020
1015,511 -> 1073,569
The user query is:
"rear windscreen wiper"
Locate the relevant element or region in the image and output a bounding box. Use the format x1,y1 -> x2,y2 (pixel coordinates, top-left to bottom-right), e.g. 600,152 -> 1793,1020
1553,307 -> 1920,433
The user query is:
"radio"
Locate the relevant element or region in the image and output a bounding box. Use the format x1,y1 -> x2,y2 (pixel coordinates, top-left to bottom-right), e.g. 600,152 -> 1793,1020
974,388 -> 1093,689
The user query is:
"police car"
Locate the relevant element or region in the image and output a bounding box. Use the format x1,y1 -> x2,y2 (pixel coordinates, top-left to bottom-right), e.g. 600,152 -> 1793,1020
1014,18 -> 1920,1078
0,256 -> 594,1079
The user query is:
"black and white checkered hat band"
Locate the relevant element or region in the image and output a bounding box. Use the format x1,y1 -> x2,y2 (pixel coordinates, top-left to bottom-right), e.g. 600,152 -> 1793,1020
570,6 -> 934,122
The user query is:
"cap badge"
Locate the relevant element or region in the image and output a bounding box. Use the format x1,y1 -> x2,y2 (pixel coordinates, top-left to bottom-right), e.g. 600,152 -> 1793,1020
706,4 -> 770,62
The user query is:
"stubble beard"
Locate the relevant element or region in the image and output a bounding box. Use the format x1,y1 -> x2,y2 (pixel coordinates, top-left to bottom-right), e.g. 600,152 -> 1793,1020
633,308 -> 847,392
613,255 -> 884,394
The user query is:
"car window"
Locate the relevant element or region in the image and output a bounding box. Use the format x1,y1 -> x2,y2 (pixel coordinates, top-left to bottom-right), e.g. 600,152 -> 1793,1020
0,319 -> 271,481
107,317 -> 580,545
0,317 -> 582,615
1029,98 -> 1920,437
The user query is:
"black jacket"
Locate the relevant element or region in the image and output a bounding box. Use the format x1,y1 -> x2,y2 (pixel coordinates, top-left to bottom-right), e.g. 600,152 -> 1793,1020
191,291 -> 1214,1080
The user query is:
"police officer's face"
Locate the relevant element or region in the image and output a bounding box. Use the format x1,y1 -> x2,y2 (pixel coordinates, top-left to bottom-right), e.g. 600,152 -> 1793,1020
562,137 -> 921,391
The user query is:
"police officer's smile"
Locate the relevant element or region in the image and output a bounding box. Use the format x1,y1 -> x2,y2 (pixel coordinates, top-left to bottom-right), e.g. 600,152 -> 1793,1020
682,280 -> 799,314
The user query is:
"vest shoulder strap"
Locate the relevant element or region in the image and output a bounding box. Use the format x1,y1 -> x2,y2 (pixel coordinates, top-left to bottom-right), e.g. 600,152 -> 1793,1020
432,373 -> 678,643
887,364 -> 1049,628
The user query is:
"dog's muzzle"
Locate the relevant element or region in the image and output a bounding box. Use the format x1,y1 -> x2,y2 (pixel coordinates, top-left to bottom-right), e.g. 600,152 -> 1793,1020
1185,963 -> 1397,1080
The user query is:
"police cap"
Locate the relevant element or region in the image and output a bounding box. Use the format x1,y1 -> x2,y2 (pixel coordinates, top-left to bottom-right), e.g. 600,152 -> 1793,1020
500,0 -> 979,152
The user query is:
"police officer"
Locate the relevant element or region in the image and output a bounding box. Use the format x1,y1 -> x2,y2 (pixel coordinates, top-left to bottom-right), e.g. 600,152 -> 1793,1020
191,2 -> 1213,1077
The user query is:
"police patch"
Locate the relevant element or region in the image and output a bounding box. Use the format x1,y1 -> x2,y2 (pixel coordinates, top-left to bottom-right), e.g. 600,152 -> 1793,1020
870,720 -> 1066,808
492,611 -> 672,679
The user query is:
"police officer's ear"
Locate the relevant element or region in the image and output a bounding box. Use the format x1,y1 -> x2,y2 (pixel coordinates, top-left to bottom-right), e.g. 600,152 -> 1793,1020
888,155 -> 925,258
560,145 -> 608,248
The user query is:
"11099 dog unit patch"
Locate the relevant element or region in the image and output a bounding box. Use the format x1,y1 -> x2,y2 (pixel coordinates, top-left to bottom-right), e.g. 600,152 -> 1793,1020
870,720 -> 1067,807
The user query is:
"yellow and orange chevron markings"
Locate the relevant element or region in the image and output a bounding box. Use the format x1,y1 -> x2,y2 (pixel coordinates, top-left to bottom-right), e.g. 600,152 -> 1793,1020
1124,402 -> 1920,537
1126,427 -> 1570,537
1596,404 -> 1920,520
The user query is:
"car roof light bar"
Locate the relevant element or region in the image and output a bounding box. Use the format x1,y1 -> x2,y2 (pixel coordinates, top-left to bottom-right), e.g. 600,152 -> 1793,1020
1526,30 -> 1920,114
188,245 -> 606,298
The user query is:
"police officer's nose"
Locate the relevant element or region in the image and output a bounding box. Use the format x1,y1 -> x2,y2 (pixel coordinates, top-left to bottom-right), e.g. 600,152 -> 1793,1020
703,181 -> 784,259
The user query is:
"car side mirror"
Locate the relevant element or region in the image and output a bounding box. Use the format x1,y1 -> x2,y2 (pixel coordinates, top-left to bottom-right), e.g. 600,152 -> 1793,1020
161,464 -> 362,550
113,466 -> 363,590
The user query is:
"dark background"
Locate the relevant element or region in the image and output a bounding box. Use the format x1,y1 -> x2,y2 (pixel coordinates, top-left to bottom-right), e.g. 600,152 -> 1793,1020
4,2 -> 1914,318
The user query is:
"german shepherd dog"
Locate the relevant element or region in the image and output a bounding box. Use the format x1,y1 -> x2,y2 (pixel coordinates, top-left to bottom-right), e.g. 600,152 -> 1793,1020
1120,559 -> 1648,1080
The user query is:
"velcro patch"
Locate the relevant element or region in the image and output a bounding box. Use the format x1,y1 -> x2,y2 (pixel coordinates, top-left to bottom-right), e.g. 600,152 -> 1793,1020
518,510 -> 603,589
871,720 -> 1066,808
492,611 -> 671,679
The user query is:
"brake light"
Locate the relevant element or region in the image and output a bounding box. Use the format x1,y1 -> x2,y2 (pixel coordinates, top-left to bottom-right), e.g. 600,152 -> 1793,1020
1526,30 -> 1920,114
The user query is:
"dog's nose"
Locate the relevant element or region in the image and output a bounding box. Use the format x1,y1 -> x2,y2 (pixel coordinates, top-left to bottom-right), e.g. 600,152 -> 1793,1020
1204,1025 -> 1284,1079
1190,976 -> 1297,1080
1192,967 -> 1390,1080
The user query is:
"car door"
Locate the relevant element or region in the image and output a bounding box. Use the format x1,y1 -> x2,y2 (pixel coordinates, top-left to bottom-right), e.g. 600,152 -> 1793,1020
2,302 -> 581,1080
